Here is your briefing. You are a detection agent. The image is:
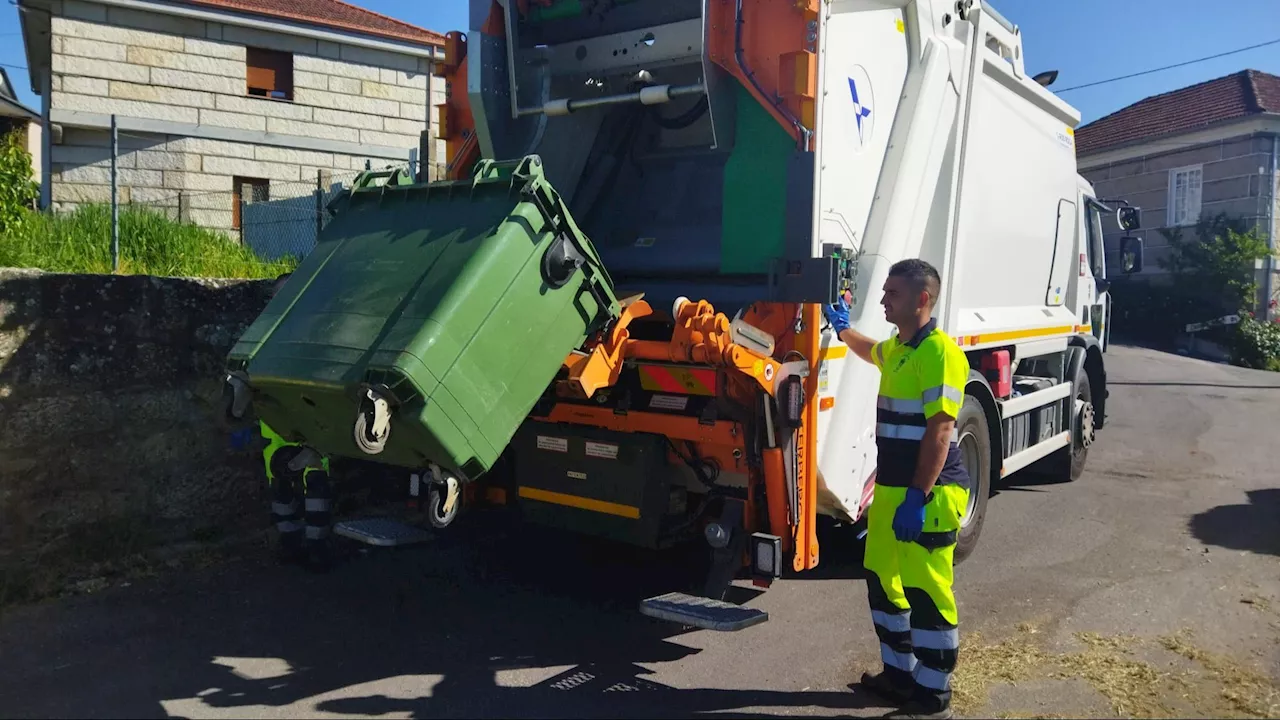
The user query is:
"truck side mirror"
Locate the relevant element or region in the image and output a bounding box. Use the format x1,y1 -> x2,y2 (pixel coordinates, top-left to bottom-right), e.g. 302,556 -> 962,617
1117,206 -> 1141,231
1120,236 -> 1144,274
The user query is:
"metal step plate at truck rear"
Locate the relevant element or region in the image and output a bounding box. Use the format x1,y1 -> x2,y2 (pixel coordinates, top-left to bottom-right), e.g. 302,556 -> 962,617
640,592 -> 768,632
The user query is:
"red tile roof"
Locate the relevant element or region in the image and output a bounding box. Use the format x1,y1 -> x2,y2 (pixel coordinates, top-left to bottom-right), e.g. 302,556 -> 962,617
1075,69 -> 1280,156
181,0 -> 444,46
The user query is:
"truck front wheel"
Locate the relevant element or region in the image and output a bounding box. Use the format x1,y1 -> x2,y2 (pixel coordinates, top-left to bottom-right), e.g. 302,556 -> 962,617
1036,366 -> 1093,483
953,393 -> 992,565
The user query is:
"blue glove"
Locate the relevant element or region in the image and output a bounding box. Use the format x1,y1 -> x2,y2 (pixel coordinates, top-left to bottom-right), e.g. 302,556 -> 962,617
824,295 -> 851,334
229,426 -> 254,451
893,487 -> 928,542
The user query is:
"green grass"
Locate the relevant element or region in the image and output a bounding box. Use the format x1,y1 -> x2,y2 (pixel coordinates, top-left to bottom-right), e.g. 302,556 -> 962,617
0,204 -> 297,279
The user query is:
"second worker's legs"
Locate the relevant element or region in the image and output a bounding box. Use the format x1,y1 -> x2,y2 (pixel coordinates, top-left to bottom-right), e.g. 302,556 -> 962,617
861,484 -> 916,702
267,445 -> 305,563
891,483 -> 969,719
302,465 -> 334,571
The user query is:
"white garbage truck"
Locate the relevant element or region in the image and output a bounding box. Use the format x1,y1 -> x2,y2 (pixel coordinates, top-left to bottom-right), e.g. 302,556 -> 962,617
231,0 -> 1146,631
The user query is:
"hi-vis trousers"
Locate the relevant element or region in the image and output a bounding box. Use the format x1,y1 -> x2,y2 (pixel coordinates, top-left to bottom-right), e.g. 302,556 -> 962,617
264,444 -> 333,549
864,483 -> 969,711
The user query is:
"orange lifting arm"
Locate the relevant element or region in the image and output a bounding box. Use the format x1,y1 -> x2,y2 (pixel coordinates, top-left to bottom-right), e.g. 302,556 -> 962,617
434,32 -> 480,181
792,303 -> 821,571
433,0 -> 509,181
707,0 -> 820,144
560,297 -> 780,399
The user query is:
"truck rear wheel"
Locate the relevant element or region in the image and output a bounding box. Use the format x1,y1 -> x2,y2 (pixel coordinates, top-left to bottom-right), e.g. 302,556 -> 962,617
954,393 -> 991,565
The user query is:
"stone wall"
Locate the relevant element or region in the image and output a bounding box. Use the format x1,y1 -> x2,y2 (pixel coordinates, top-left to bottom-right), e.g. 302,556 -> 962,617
0,268 -> 274,603
46,0 -> 447,220
51,127 -> 375,231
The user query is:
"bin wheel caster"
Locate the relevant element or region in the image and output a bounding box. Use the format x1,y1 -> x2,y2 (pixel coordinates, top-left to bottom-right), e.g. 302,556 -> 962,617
354,390 -> 392,455
430,471 -> 460,527
353,410 -> 390,455
354,412 -> 389,454
222,373 -> 252,422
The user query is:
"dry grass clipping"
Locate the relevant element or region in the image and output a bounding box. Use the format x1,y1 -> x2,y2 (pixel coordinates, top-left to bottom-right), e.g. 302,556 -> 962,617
1160,630 -> 1280,719
953,627 -> 1280,719
1051,632 -> 1174,718
951,625 -> 1051,713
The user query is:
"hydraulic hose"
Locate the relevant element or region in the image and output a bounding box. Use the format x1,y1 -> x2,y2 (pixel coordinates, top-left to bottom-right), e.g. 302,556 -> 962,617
733,0 -> 812,150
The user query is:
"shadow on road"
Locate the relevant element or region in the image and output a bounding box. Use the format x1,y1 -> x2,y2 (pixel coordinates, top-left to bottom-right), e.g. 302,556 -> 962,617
1189,489 -> 1280,557
0,515 -> 879,719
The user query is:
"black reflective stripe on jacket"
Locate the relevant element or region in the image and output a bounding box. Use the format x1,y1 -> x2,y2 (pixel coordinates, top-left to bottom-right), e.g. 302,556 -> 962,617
876,438 -> 968,489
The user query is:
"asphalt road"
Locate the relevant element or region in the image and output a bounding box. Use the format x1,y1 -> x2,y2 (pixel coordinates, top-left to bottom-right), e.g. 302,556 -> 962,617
1,345 -> 1278,719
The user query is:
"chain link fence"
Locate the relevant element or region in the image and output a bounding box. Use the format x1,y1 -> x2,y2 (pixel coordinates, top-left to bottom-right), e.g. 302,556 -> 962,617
127,163 -> 448,267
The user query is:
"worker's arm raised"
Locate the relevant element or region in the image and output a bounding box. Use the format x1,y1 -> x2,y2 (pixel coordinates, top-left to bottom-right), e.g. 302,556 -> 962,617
822,299 -> 878,365
838,328 -> 878,365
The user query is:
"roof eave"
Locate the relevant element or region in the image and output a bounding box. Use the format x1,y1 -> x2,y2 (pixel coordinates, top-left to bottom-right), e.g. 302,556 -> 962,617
177,0 -> 444,47
0,95 -> 40,121
16,0 -> 55,95
87,0 -> 443,59
1077,112 -> 1280,161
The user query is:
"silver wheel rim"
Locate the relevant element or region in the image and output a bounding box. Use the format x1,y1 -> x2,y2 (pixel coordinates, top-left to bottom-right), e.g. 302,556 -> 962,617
959,428 -> 980,528
1077,399 -> 1095,450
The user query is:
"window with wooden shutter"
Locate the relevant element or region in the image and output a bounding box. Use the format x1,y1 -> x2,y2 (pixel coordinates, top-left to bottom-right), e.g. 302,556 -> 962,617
246,47 -> 293,101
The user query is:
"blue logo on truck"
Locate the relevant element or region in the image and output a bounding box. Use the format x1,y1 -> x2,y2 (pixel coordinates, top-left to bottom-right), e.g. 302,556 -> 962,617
846,66 -> 875,151
849,77 -> 872,144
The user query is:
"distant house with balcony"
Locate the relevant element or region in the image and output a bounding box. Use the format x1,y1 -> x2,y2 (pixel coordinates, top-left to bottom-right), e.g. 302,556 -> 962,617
17,0 -> 445,239
1075,69 -> 1280,314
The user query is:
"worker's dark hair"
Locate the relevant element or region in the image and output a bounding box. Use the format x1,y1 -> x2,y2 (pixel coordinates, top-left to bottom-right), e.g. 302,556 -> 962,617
888,259 -> 941,308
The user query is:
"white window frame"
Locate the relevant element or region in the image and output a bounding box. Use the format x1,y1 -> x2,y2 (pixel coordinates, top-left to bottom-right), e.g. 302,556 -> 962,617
1166,164 -> 1203,227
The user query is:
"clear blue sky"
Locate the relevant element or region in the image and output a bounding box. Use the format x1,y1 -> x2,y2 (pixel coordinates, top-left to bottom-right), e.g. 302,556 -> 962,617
2,0 -> 1278,125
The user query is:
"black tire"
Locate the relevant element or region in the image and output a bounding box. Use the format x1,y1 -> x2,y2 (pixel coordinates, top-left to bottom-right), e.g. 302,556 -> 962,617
1050,369 -> 1093,482
953,393 -> 992,565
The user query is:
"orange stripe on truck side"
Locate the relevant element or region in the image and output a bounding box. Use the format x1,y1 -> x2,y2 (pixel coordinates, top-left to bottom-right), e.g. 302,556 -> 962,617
820,344 -> 847,360
954,324 -> 1083,348
517,486 -> 640,520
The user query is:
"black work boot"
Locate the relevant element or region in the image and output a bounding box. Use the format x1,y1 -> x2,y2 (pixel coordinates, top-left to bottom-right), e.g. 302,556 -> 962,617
304,539 -> 333,574
276,532 -> 305,565
858,670 -> 914,705
885,698 -> 953,719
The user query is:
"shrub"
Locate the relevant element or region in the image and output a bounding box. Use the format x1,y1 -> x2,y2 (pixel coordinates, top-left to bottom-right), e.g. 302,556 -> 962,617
0,203 -> 295,279
1229,313 -> 1280,371
1156,213 -> 1269,316
0,128 -> 39,235
1108,213 -> 1275,364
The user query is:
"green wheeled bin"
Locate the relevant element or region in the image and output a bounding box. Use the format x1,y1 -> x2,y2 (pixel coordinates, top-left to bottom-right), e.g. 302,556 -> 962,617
224,155 -> 621,479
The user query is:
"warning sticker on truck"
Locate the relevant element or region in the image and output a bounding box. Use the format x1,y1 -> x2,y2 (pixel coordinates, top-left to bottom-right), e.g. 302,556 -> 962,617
584,441 -> 619,460
649,394 -> 689,411
536,435 -> 569,453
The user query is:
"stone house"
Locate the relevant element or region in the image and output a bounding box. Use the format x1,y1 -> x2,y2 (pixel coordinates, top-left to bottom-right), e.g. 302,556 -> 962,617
16,0 -> 445,237
1075,69 -> 1280,315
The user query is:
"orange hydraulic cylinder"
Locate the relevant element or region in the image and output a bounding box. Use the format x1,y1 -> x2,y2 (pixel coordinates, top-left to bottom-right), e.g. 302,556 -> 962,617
762,447 -> 791,554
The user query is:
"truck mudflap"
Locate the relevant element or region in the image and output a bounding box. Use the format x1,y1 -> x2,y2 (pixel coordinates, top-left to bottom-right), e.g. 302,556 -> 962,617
223,155 -> 621,478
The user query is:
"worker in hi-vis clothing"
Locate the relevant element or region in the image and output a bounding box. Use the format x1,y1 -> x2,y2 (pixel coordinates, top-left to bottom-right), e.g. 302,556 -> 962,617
825,258 -> 971,720
259,421 -> 334,569
229,272 -> 337,571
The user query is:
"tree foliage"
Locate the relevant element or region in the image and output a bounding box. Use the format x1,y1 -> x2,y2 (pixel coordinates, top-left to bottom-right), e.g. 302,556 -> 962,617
0,127 -> 39,235
1109,212 -> 1274,363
